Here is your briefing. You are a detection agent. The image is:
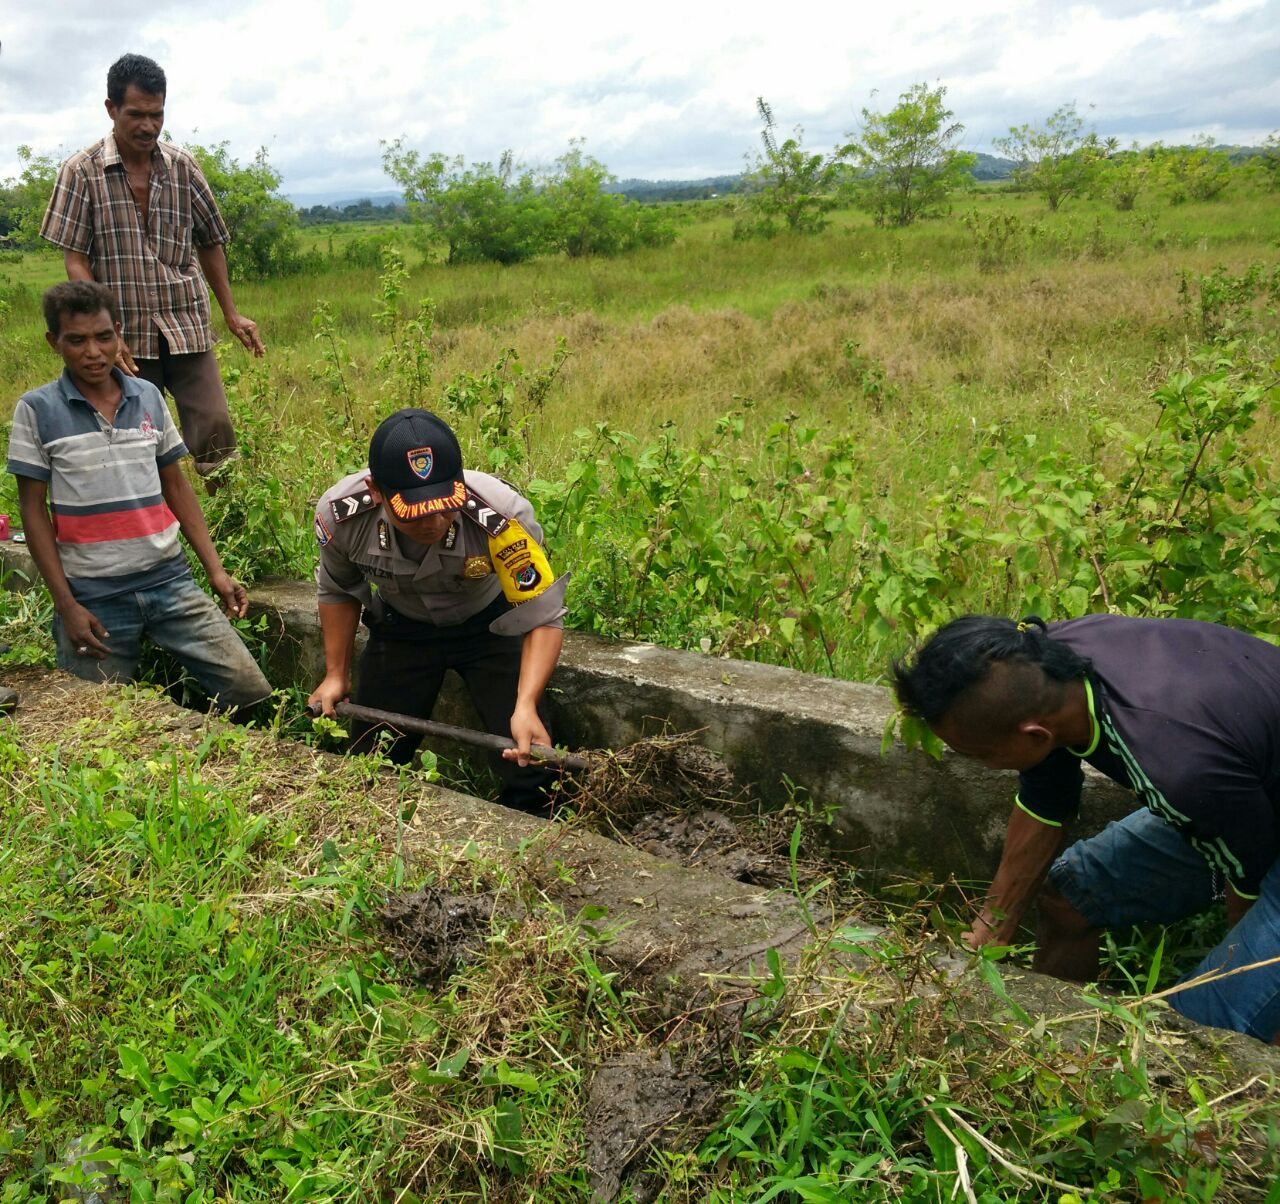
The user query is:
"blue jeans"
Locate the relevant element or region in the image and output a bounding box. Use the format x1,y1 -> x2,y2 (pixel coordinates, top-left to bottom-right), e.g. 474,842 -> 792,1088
54,574 -> 271,712
1050,809 -> 1280,1041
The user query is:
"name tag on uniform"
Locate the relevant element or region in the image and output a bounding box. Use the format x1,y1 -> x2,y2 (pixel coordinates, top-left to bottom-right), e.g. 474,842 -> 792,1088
463,556 -> 492,579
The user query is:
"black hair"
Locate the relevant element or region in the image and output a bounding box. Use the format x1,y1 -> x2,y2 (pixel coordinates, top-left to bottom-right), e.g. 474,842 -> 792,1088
892,614 -> 1092,726
43,281 -> 120,337
107,54 -> 166,105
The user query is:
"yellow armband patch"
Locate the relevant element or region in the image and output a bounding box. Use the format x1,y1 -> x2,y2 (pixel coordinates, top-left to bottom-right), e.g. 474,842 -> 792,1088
489,518 -> 556,605
460,487 -> 557,607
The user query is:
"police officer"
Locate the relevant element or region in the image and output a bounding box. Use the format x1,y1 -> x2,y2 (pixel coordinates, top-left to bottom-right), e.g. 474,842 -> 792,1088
306,409 -> 568,812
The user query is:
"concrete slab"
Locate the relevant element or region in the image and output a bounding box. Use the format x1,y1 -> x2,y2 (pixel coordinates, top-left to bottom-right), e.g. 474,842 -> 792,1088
1,552 -> 1133,885
240,576 -> 1133,886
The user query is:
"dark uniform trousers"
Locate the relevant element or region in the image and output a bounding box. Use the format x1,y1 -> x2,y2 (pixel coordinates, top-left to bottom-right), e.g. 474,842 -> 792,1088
349,595 -> 557,813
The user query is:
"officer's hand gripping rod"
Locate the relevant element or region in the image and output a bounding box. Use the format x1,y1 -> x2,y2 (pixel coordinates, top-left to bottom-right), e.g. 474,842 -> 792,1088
306,699 -> 591,771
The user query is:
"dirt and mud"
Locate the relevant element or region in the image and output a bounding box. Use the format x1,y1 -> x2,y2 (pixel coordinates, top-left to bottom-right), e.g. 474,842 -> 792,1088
379,886 -> 504,983
566,729 -> 824,889
584,1053 -> 719,1202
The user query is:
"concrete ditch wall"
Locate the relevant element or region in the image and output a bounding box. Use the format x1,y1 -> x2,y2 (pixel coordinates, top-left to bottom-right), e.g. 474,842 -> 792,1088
1,545 -> 1132,884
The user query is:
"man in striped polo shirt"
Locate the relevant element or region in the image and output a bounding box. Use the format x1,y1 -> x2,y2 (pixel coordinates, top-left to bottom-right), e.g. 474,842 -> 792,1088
6,281 -> 270,711
894,614 -> 1280,1043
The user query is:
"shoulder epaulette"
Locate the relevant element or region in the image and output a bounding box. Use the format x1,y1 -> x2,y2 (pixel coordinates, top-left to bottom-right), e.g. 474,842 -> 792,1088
460,487 -> 511,537
329,487 -> 378,524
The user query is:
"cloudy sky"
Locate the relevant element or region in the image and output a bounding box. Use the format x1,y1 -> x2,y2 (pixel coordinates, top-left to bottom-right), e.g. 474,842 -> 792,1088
3,0 -> 1277,201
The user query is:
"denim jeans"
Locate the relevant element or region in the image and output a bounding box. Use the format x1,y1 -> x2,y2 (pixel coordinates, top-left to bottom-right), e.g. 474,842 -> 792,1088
54,574 -> 271,711
1050,808 -> 1280,1041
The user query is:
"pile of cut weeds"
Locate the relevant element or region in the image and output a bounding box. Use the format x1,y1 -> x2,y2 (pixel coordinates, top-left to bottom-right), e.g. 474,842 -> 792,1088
562,729 -> 832,889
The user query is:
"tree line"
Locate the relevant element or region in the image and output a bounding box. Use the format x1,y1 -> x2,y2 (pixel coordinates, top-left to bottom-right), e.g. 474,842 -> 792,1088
2,88 -> 1277,276
734,86 -> 1280,238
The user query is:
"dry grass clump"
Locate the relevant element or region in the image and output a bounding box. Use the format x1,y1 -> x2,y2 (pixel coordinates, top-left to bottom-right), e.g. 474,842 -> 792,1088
558,730 -> 833,889
568,730 -> 739,831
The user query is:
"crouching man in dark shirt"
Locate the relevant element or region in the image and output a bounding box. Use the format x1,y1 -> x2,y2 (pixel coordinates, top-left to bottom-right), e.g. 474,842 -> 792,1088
893,614 -> 1280,1043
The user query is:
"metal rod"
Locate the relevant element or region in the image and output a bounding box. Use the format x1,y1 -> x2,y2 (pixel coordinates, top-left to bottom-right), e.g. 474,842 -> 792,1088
314,700 -> 592,771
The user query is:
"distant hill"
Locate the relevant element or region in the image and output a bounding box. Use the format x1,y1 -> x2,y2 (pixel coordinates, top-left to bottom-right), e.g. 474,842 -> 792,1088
969,152 -> 1017,180
604,175 -> 747,202
286,143 -> 1268,218
1222,144 -> 1271,164
288,189 -> 405,208
604,159 -> 1022,199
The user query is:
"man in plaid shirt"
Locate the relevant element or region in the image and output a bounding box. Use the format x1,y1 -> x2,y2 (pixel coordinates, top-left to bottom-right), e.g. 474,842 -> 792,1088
41,53 -> 264,488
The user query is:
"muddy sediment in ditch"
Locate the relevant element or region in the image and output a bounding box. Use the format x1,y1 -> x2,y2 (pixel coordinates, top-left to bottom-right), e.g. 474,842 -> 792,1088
584,1053 -> 720,1202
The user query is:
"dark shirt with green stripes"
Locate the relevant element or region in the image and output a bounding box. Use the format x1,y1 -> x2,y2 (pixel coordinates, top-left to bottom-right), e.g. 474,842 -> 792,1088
1016,615 -> 1280,898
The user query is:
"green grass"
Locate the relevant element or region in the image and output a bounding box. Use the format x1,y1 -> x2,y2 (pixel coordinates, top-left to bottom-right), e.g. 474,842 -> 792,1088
4,187 -> 1280,1202
0,691 -> 630,1200
3,686 -> 1277,1202
3,188 -> 1278,686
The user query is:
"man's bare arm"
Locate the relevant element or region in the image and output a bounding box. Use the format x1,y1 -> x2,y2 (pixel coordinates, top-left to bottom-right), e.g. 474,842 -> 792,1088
964,805 -> 1070,949
1226,884 -> 1255,929
158,460 -> 245,617
16,476 -> 109,656
308,600 -> 362,717
63,249 -> 94,281
504,625 -> 564,765
196,244 -> 264,356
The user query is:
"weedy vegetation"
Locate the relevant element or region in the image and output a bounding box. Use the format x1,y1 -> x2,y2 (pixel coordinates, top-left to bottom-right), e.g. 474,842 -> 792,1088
1,158 -> 1279,1201
1,689 -> 1278,1202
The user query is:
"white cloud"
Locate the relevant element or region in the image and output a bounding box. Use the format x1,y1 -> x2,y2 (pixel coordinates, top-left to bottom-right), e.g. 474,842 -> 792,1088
1,0 -> 1276,195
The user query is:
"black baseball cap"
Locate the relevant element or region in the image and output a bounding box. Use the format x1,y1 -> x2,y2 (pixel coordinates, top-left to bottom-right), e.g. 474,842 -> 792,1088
368,409 -> 467,520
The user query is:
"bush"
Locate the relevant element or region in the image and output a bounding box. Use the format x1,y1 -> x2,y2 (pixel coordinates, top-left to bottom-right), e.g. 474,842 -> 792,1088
0,146 -> 58,248
847,82 -> 976,227
733,98 -> 844,239
188,142 -> 306,280
542,142 -> 675,257
382,139 -> 675,265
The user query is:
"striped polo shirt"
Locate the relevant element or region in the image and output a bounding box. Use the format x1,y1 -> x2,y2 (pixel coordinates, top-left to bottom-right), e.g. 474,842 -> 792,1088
6,368 -> 191,602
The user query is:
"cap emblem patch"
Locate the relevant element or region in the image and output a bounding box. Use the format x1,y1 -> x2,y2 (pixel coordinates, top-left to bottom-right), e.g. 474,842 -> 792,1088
408,446 -> 434,480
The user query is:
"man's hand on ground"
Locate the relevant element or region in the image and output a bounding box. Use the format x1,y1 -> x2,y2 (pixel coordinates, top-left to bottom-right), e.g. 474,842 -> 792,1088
61,602 -> 110,658
209,571 -> 248,619
226,313 -> 265,357
504,704 -> 550,767
961,910 -> 1004,952
307,674 -> 350,719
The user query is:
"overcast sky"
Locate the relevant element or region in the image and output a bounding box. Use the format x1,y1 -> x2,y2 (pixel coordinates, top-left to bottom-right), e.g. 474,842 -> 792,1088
3,0 -> 1278,200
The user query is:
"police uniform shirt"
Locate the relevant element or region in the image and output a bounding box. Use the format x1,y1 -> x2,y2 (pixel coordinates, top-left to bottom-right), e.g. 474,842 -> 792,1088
314,469 -> 567,634
1014,615 -> 1280,898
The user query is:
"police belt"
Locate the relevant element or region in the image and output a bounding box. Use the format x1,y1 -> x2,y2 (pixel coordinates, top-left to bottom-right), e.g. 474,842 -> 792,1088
362,594 -> 513,642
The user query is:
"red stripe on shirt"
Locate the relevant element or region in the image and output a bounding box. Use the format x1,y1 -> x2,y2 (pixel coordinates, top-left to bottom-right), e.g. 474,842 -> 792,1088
54,502 -> 178,544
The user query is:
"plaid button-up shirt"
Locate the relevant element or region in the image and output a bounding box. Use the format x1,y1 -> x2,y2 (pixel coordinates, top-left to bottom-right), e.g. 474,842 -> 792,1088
40,134 -> 230,359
